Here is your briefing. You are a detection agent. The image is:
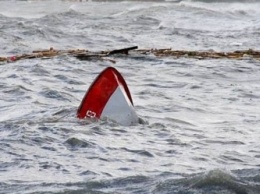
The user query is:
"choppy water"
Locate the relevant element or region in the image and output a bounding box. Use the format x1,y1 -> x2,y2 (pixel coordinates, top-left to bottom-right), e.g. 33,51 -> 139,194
0,0 -> 260,193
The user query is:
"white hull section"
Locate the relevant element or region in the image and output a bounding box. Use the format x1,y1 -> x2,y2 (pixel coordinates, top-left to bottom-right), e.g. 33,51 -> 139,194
101,85 -> 139,126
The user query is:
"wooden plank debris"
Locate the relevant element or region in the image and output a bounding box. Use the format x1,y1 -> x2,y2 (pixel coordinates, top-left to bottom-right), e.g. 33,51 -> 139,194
137,48 -> 260,60
1,47 -> 260,64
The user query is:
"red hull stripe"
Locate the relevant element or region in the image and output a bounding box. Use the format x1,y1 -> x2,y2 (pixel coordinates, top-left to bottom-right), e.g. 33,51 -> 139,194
77,67 -> 133,119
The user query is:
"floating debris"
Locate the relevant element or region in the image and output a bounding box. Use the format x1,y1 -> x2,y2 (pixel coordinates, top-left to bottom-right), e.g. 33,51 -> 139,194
137,48 -> 260,60
0,46 -> 138,64
0,47 -> 87,63
0,46 -> 259,64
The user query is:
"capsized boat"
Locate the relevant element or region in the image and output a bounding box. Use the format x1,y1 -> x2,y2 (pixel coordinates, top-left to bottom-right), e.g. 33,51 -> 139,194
77,67 -> 139,126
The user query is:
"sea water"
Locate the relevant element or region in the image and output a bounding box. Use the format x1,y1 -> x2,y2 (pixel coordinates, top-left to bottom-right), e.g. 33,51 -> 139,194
0,0 -> 259,193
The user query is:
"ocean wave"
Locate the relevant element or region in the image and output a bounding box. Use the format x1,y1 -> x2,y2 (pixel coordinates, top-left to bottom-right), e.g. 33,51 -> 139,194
0,169 -> 259,193
0,0 -> 260,193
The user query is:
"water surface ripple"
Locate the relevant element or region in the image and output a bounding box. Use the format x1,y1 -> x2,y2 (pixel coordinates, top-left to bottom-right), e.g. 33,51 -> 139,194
0,0 -> 259,193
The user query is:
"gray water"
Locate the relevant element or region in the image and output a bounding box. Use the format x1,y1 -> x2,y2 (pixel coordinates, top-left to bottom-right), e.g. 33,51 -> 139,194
0,0 -> 260,193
